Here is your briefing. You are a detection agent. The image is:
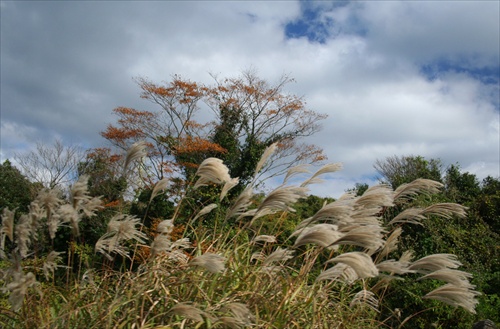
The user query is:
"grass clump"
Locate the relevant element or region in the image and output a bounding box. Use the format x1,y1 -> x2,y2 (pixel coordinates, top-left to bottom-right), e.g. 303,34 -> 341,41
0,143 -> 482,328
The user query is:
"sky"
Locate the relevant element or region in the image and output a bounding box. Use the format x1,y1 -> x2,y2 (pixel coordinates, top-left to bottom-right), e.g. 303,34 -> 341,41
1,0 -> 499,198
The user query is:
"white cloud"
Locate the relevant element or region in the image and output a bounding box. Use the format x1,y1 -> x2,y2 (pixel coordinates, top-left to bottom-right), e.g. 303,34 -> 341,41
1,1 -> 498,197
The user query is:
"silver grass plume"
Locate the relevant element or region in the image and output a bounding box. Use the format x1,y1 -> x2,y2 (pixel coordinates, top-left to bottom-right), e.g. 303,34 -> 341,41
251,251 -> 265,262
221,177 -> 239,200
282,164 -> 311,186
421,203 -> 467,219
418,269 -> 474,288
169,303 -> 209,322
150,178 -> 170,202
226,186 -> 253,220
250,185 -> 308,220
423,283 -> 480,314
221,302 -> 255,326
107,214 -> 147,243
192,203 -> 218,222
251,235 -> 277,244
123,141 -> 148,174
316,263 -> 358,284
95,214 -> 146,260
300,199 -> 353,228
301,162 -> 343,187
253,143 -> 277,180
4,271 -> 39,312
36,188 -> 63,225
376,259 -> 414,275
354,184 -> 394,210
42,251 -> 65,280
293,224 -> 343,250
327,252 -> 379,279
189,253 -> 226,273
1,208 -> 15,254
157,219 -> 174,235
394,179 -> 443,202
378,227 -> 403,259
388,208 -> 426,226
262,248 -> 295,266
350,289 -> 380,313
14,215 -> 32,259
409,253 -> 462,274
194,158 -> 231,188
57,204 -> 81,237
335,224 -> 385,251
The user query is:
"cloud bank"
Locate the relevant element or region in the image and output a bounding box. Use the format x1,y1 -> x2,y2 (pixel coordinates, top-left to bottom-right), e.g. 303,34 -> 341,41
1,1 -> 498,197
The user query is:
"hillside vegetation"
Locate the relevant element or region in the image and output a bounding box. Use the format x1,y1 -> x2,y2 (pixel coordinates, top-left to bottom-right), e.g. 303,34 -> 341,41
1,145 -> 499,329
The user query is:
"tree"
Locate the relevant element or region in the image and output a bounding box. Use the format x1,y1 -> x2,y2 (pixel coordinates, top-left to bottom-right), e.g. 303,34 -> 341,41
14,139 -> 84,189
102,71 -> 327,187
77,148 -> 127,205
374,155 -> 442,189
0,160 -> 38,213
206,71 -> 327,185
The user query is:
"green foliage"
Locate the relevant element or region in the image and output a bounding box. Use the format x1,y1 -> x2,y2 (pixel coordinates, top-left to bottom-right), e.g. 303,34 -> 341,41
3,146 -> 497,329
374,155 -> 500,327
0,160 -> 38,213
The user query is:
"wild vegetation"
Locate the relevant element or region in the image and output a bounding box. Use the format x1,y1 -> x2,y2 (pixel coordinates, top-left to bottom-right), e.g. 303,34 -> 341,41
1,73 -> 498,328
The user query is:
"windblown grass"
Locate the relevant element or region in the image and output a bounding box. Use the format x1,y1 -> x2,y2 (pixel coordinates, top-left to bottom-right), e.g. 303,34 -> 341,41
0,142 -> 481,328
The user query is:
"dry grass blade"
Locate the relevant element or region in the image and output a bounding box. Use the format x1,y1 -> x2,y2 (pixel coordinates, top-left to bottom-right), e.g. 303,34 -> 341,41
350,289 -> 380,313
190,253 -> 226,273
423,283 -> 480,314
394,179 -> 443,201
194,158 -> 231,188
409,254 -> 462,274
316,263 -> 358,284
327,252 -> 379,279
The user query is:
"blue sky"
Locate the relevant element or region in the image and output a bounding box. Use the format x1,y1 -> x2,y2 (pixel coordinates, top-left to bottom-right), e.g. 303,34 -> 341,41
1,0 -> 499,197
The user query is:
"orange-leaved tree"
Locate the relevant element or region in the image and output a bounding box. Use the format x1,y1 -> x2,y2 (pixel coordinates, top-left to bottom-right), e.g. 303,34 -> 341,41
102,71 -> 327,189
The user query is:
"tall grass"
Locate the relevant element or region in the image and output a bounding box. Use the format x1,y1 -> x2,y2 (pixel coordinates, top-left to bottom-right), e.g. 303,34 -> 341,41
0,143 -> 480,328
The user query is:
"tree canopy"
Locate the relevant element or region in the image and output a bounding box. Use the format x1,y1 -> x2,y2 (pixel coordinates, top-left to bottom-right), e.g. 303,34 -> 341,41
102,71 -> 327,187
